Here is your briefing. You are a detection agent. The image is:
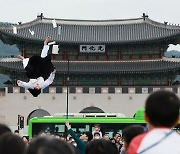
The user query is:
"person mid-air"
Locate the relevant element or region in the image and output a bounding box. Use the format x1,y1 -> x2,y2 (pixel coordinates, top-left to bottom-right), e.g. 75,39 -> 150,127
17,36 -> 56,97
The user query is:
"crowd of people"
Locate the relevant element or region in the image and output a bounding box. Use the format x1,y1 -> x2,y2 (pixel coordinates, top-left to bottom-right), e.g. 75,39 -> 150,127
0,90 -> 180,154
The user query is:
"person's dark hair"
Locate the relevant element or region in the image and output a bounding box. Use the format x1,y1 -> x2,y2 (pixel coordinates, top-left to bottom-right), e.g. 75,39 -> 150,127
113,132 -> 121,138
85,139 -> 118,154
122,125 -> 144,146
0,133 -> 26,154
0,123 -> 11,136
94,124 -> 100,128
94,132 -> 100,136
145,90 -> 180,127
26,136 -> 78,154
110,138 -> 116,143
22,135 -> 29,141
84,131 -> 93,142
28,88 -> 41,97
14,130 -> 19,134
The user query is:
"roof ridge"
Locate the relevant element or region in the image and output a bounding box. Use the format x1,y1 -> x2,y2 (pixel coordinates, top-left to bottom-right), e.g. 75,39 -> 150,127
41,17 -> 145,25
43,17 -> 143,22
145,18 -> 180,29
0,18 -> 40,29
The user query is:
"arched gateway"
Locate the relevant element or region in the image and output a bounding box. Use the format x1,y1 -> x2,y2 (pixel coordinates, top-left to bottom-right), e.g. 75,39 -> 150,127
27,109 -> 50,124
80,106 -> 104,113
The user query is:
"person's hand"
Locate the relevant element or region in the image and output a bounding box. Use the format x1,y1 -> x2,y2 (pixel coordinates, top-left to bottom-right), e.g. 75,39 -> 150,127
65,120 -> 71,130
52,69 -> 56,74
44,36 -> 51,45
17,80 -> 22,86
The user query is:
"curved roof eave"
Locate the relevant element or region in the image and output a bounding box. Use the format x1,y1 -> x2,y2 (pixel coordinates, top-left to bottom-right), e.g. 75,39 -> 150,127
1,16 -> 180,29
1,59 -> 180,73
1,30 -> 180,45
0,17 -> 180,44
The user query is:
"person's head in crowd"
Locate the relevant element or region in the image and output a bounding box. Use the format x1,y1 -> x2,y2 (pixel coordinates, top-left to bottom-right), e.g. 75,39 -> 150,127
0,123 -> 11,136
39,132 -> 46,137
55,127 -> 59,133
145,90 -> 180,129
93,124 -> 101,132
54,134 -> 60,139
14,129 -> 19,134
0,133 -> 26,154
80,131 -> 93,142
122,125 -> 144,151
22,136 -> 29,145
67,136 -> 74,143
60,135 -> 66,141
93,132 -> 101,139
110,138 -> 116,143
71,140 -> 77,147
85,139 -> 118,154
66,134 -> 72,141
116,135 -> 121,143
113,133 -> 121,141
26,136 -> 78,154
103,134 -> 110,140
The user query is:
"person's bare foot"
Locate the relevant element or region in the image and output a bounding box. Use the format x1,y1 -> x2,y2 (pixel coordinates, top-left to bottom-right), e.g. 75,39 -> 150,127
17,55 -> 24,60
44,36 -> 51,45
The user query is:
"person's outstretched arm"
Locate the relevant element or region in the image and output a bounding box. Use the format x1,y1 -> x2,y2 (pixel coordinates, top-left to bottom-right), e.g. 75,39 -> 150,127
41,69 -> 56,89
65,121 -> 83,145
41,45 -> 50,58
17,80 -> 33,89
41,36 -> 51,58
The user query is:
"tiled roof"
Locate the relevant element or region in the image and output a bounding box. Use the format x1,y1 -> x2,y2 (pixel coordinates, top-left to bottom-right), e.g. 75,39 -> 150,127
0,17 -> 180,44
0,58 -> 180,73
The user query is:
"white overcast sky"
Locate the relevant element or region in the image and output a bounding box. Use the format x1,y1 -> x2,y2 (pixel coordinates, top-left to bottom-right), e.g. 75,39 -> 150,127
1,0 -> 180,24
0,0 -> 180,50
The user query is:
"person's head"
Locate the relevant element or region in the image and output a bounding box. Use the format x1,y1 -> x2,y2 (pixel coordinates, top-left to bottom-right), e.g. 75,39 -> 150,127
122,125 -> 144,151
85,139 -> 118,154
22,136 -> 29,145
116,135 -> 121,142
0,123 -> 11,136
103,134 -> 110,140
0,133 -> 26,154
60,136 -> 66,141
14,130 -> 19,135
71,140 -> 77,147
94,124 -> 101,132
28,88 -> 41,97
110,138 -> 116,143
26,136 -> 78,154
34,82 -> 41,90
80,131 -> 93,142
67,136 -> 74,143
145,90 -> 180,128
113,133 -> 121,140
93,132 -> 101,139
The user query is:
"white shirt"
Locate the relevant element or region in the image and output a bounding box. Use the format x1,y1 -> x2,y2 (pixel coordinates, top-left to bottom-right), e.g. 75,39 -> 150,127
18,73 -> 55,90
